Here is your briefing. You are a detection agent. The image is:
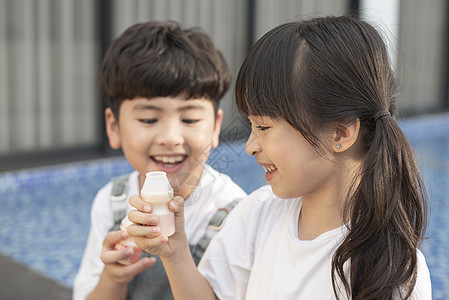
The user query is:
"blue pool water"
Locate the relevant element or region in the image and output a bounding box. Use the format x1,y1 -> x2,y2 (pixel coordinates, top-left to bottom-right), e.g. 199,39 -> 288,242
0,113 -> 448,298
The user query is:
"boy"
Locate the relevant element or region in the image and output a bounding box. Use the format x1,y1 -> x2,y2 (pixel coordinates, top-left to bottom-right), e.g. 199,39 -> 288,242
73,21 -> 246,300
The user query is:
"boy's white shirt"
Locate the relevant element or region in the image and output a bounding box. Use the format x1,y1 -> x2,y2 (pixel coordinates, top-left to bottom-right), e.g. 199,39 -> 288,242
198,185 -> 432,300
73,165 -> 247,300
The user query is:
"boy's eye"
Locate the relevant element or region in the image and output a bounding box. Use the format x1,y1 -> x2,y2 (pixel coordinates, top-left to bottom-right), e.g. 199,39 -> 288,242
182,119 -> 200,124
139,119 -> 158,124
255,125 -> 270,131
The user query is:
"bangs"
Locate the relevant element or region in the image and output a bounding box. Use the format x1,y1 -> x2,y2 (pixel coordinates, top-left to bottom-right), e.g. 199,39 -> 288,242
235,22 -> 319,149
235,23 -> 300,119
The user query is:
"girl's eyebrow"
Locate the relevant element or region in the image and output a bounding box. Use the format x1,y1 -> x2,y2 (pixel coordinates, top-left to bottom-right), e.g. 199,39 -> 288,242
248,115 -> 267,122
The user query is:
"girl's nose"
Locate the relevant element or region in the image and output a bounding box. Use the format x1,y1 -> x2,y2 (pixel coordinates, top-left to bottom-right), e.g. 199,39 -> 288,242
155,122 -> 184,148
245,131 -> 261,156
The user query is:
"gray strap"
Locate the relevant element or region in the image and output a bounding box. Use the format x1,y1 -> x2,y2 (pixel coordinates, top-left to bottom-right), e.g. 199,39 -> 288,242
109,174 -> 130,231
190,197 -> 243,265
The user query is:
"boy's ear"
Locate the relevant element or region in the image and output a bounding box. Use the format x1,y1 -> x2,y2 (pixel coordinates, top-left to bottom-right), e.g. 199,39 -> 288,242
332,119 -> 360,153
105,108 -> 121,149
211,108 -> 223,148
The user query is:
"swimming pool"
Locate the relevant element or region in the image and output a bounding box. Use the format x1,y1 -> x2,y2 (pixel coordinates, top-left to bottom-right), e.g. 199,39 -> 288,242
0,113 -> 448,298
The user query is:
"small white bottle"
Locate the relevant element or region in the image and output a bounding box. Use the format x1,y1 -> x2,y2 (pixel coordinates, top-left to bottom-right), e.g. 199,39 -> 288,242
141,171 -> 175,237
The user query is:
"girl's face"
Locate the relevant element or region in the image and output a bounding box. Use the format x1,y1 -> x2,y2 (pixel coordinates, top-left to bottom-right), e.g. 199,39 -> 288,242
246,115 -> 340,199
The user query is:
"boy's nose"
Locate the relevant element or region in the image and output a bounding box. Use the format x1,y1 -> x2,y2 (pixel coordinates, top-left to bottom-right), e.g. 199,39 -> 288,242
245,131 -> 260,156
155,122 -> 184,148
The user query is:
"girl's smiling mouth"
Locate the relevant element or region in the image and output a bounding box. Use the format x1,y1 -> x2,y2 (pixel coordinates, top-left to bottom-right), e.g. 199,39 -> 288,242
259,163 -> 277,181
262,164 -> 277,173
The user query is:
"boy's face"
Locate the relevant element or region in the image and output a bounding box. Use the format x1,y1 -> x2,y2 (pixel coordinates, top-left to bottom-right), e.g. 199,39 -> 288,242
105,95 -> 223,199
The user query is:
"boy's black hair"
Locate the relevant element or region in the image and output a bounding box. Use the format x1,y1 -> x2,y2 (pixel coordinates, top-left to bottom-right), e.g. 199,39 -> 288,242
101,21 -> 231,118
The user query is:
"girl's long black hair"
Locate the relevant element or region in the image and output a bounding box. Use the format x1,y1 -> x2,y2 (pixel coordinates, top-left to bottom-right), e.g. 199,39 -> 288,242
235,16 -> 427,299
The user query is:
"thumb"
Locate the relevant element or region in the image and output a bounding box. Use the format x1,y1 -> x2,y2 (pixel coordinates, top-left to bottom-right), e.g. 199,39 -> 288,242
169,196 -> 185,235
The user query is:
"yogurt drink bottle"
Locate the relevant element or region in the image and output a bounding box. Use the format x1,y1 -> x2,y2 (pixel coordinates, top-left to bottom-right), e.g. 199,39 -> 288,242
141,171 -> 175,237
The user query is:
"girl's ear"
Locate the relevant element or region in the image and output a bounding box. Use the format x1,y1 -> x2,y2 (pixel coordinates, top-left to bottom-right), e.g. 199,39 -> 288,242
211,108 -> 223,148
332,119 -> 361,153
105,108 -> 121,149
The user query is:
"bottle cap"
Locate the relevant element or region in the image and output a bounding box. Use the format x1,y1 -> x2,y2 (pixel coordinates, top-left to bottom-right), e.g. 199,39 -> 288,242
141,171 -> 173,195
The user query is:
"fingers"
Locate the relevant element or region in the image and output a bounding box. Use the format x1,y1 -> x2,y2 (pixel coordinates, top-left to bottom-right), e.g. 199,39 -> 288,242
169,196 -> 185,234
101,244 -> 134,265
129,194 -> 152,213
128,209 -> 160,227
103,230 -> 129,250
128,194 -> 183,238
127,222 -> 161,237
126,257 -> 157,275
127,194 -> 187,257
133,236 -> 169,256
104,256 -> 157,284
168,195 -> 184,213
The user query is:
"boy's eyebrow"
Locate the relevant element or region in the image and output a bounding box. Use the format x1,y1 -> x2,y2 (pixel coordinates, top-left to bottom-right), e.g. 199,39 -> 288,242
177,104 -> 206,112
132,103 -> 206,112
132,104 -> 162,111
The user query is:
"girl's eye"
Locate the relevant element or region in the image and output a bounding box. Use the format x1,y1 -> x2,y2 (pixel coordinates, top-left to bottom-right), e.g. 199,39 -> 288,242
255,125 -> 270,131
139,119 -> 157,124
183,119 -> 200,124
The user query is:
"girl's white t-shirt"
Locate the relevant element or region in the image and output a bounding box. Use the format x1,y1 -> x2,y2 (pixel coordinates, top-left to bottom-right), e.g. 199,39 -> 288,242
198,185 -> 432,300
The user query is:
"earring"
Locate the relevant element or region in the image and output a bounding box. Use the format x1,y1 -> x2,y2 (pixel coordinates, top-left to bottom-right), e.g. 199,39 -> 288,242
336,143 -> 342,150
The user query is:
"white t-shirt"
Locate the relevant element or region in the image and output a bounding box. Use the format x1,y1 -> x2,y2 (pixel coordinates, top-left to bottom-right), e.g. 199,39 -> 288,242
73,166 -> 246,300
198,185 -> 432,300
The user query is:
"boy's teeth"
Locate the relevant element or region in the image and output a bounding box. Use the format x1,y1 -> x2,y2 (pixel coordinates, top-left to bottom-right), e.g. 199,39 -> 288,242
154,155 -> 184,164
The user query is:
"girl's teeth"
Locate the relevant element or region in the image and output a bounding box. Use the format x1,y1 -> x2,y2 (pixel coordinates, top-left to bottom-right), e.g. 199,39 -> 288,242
263,165 -> 277,173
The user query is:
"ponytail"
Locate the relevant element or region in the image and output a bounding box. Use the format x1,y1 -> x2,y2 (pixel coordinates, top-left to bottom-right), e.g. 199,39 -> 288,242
332,114 -> 427,299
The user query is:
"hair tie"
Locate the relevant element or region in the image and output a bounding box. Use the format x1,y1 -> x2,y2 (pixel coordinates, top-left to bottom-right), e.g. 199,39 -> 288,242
374,110 -> 391,121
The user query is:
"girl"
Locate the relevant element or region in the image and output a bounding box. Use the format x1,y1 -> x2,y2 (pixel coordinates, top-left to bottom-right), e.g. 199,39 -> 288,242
127,16 -> 431,299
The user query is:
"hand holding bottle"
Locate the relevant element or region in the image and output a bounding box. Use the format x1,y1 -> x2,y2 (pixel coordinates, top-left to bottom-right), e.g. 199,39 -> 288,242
140,172 -> 175,236
127,172 -> 188,258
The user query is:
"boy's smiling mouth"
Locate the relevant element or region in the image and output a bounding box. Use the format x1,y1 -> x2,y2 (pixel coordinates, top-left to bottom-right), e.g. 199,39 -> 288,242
151,154 -> 187,172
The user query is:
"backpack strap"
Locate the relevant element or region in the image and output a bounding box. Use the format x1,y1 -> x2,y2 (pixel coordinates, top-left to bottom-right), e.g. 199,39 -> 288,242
190,197 -> 244,265
109,174 -> 131,231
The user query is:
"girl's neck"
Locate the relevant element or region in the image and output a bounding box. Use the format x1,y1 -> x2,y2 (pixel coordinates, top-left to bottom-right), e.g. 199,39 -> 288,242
297,195 -> 344,240
297,168 -> 356,240
296,150 -> 363,240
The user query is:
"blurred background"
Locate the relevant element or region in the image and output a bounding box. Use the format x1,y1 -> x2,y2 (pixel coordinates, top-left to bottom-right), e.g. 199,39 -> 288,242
0,0 -> 447,169
0,0 -> 448,299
